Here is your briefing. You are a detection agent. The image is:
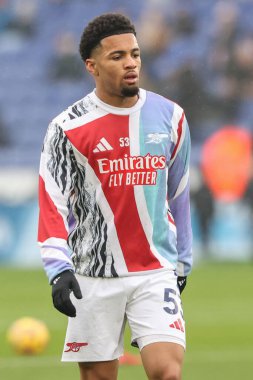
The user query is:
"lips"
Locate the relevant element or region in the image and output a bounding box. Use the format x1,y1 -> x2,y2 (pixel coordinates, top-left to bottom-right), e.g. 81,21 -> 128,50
124,72 -> 138,84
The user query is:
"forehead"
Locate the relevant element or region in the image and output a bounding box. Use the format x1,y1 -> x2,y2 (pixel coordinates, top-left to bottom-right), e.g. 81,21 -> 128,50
99,33 -> 139,54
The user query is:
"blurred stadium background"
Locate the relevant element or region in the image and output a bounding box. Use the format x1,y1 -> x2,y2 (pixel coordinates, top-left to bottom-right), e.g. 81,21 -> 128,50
0,0 -> 253,379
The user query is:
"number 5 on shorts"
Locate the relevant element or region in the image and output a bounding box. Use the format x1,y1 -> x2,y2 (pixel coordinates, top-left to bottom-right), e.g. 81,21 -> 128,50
163,288 -> 178,315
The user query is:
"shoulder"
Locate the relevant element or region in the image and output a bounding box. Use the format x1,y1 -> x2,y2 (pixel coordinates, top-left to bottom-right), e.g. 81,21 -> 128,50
145,90 -> 184,117
51,92 -> 97,130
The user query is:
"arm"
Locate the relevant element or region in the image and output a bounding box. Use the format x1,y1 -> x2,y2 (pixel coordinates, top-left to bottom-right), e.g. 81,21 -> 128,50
38,122 -> 76,283
38,122 -> 82,316
168,104 -> 193,278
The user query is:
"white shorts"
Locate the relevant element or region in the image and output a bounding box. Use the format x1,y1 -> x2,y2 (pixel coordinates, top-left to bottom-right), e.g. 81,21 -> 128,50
61,269 -> 185,362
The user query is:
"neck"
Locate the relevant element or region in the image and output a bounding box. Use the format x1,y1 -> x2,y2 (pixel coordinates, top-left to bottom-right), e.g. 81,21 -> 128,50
95,89 -> 139,108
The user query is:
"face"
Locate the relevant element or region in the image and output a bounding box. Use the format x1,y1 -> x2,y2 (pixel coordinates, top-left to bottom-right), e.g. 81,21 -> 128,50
86,33 -> 141,107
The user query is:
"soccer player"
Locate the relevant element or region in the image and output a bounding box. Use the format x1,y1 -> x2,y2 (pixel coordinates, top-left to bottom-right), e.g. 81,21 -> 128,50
38,13 -> 192,380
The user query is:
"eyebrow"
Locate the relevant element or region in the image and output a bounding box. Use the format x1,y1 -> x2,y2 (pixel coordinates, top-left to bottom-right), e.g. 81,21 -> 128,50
108,47 -> 140,56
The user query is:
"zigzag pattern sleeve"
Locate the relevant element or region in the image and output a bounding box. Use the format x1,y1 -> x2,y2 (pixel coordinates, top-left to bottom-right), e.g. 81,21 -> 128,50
38,122 -> 76,283
168,105 -> 193,276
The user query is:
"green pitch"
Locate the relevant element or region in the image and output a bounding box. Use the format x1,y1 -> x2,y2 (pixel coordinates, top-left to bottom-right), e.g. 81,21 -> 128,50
0,262 -> 252,379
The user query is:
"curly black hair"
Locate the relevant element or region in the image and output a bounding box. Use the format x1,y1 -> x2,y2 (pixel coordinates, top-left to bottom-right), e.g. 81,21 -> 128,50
79,13 -> 136,61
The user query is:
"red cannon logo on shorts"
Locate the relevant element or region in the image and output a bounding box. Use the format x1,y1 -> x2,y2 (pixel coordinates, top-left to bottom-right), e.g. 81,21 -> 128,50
64,342 -> 88,352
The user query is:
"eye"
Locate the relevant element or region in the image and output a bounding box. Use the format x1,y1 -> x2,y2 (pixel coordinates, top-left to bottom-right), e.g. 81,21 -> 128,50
112,55 -> 121,61
133,52 -> 140,59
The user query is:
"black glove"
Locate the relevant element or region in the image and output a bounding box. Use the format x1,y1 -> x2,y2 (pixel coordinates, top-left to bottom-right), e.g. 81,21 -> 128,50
177,276 -> 187,294
51,270 -> 82,317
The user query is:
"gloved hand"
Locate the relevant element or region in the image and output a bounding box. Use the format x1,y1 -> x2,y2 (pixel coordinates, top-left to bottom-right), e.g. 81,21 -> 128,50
177,276 -> 187,294
51,270 -> 82,317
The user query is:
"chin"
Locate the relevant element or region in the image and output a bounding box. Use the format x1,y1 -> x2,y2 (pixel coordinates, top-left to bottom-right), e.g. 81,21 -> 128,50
121,86 -> 139,97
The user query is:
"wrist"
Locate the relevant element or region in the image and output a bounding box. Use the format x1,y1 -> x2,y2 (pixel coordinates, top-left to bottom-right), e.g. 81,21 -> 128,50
51,270 -> 74,285
177,276 -> 187,294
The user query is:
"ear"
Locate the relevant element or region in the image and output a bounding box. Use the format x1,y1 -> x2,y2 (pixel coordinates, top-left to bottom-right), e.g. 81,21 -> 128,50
85,58 -> 99,76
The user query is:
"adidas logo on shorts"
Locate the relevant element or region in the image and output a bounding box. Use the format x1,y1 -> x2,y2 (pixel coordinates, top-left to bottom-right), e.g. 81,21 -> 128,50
169,318 -> 184,332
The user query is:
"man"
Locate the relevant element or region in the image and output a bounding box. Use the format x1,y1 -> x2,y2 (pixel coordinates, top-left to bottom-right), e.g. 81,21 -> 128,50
38,13 -> 192,380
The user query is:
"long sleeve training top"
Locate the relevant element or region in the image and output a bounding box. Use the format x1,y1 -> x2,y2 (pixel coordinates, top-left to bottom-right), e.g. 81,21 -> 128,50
38,89 -> 193,283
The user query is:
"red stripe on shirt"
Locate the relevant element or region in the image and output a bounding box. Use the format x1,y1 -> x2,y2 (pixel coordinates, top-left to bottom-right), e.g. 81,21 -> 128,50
168,212 -> 176,225
171,112 -> 184,161
65,114 -> 162,272
38,175 -> 68,242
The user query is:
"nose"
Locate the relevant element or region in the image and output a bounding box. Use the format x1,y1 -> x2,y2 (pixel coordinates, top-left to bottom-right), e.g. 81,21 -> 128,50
124,55 -> 137,69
